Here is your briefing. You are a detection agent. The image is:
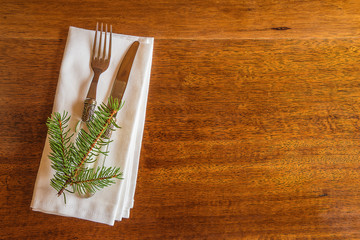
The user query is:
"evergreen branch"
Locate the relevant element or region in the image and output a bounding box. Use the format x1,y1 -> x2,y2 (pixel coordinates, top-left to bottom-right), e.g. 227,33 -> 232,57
58,117 -> 66,160
73,107 -> 118,178
47,97 -> 124,201
71,166 -> 123,195
47,112 -> 75,194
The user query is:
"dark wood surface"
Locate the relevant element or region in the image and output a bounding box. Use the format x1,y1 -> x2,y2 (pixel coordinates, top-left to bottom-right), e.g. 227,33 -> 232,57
2,0 -> 360,239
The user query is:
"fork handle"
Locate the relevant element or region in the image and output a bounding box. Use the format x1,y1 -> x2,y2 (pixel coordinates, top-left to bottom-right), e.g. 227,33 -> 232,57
82,98 -> 97,122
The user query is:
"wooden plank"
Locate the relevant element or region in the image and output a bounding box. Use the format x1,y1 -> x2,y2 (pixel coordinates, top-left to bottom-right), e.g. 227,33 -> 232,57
1,0 -> 360,40
2,37 -> 360,238
0,39 -> 63,165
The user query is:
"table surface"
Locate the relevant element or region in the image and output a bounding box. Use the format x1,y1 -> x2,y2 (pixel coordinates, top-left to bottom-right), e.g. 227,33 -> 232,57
2,0 -> 360,239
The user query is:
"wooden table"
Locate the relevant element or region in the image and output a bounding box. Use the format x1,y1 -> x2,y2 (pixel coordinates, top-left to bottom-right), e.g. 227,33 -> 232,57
2,0 -> 360,239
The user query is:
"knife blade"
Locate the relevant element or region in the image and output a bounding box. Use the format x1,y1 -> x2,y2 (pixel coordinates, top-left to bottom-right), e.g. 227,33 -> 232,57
109,41 -> 140,107
103,41 -> 140,138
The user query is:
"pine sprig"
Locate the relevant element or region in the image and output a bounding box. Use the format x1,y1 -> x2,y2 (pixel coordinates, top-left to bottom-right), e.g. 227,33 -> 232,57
72,166 -> 123,195
47,97 -> 123,201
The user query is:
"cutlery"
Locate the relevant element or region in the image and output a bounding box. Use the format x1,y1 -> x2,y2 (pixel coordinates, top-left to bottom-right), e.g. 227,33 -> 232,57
77,41 -> 139,198
103,41 -> 140,138
82,22 -> 112,122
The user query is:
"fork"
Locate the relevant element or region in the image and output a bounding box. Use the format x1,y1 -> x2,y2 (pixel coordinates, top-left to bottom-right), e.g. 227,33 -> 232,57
82,22 -> 112,122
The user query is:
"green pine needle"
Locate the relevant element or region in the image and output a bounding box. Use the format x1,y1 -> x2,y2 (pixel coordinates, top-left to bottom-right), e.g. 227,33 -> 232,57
47,97 -> 124,202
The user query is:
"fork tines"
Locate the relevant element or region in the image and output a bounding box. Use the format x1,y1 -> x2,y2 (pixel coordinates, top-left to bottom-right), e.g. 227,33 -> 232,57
93,22 -> 112,61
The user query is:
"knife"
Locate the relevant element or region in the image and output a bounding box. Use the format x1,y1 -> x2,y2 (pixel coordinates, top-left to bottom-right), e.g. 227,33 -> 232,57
103,41 -> 140,138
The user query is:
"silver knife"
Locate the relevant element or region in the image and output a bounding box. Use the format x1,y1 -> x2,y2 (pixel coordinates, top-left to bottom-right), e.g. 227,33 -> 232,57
103,41 -> 140,138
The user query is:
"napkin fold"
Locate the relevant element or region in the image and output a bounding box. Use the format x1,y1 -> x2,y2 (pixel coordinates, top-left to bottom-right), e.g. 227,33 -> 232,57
31,26 -> 153,225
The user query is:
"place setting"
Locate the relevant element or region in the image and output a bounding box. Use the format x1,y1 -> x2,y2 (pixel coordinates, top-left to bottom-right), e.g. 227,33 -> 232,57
30,23 -> 154,226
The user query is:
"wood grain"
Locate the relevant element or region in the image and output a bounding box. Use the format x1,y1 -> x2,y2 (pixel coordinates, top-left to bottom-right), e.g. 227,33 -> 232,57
2,0 -> 360,239
1,0 -> 360,40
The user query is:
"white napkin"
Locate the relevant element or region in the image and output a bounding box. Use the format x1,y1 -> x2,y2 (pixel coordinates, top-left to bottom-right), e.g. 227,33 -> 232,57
30,26 -> 154,225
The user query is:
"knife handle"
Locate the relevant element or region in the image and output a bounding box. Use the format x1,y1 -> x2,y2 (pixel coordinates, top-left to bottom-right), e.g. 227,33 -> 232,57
103,117 -> 116,138
82,98 -> 97,122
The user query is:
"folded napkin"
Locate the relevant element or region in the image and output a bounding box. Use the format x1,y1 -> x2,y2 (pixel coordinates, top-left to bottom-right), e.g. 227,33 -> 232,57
31,26 -> 153,225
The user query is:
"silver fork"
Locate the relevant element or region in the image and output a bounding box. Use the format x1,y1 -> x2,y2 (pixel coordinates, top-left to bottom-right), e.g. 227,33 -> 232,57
82,22 -> 112,122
